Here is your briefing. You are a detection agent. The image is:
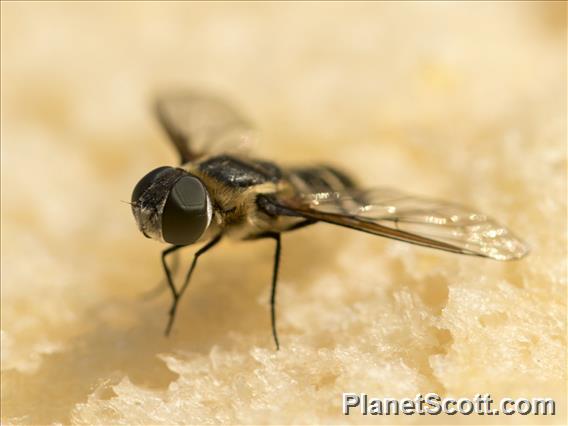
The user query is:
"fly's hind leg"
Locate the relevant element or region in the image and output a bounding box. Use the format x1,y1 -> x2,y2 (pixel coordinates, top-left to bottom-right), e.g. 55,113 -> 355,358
162,235 -> 222,336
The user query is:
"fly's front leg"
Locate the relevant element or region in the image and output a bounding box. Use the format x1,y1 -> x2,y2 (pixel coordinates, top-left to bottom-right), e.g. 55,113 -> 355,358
161,245 -> 186,327
142,250 -> 180,300
164,234 -> 222,336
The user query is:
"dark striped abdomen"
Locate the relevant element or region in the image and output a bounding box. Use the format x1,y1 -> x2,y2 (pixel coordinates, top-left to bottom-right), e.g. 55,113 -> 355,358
286,165 -> 358,195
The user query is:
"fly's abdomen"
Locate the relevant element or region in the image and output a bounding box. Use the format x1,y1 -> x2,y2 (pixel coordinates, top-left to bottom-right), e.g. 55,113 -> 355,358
287,165 -> 358,195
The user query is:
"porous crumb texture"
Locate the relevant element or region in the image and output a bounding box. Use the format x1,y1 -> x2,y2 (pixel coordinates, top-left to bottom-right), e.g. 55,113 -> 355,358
1,2 -> 566,425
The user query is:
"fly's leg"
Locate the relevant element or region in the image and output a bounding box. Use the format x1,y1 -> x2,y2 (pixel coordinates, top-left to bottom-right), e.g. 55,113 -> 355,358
268,233 -> 282,350
161,244 -> 186,325
248,231 -> 284,350
161,245 -> 185,301
164,235 -> 222,336
142,251 -> 180,300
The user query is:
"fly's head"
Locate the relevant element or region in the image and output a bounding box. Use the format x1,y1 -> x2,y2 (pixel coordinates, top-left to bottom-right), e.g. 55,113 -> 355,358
131,166 -> 213,245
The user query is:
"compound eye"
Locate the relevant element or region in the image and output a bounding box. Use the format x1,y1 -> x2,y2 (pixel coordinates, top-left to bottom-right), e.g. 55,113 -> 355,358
162,176 -> 210,245
132,166 -> 171,202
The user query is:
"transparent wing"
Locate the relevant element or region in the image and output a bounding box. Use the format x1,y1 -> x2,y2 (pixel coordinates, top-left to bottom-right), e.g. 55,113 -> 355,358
273,187 -> 528,260
155,92 -> 256,164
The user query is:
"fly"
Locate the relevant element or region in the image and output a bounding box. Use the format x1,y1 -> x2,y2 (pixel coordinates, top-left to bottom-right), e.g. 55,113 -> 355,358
130,92 -> 529,350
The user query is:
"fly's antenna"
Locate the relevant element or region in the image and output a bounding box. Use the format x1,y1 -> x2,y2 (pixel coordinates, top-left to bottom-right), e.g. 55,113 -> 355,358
121,200 -> 137,207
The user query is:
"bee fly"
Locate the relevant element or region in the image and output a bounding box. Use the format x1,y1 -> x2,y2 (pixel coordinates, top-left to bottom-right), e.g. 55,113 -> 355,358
131,92 -> 528,349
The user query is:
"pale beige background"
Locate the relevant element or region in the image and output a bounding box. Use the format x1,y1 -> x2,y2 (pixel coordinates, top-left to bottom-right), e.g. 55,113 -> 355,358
1,2 -> 566,425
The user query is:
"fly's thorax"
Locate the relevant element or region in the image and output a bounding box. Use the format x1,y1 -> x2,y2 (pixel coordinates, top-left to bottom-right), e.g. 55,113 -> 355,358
183,158 -> 280,209
181,155 -> 298,239
131,166 -> 213,245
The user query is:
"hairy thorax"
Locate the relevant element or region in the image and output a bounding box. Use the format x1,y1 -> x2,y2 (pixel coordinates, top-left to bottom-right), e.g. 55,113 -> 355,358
183,155 -> 300,240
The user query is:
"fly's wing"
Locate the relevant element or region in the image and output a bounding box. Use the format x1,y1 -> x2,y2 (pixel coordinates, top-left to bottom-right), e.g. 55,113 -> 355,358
270,187 -> 528,260
155,92 -> 256,164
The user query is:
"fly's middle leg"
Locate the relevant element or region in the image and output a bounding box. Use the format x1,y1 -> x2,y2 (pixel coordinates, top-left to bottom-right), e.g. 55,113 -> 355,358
268,233 -> 282,350
248,231 -> 285,350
